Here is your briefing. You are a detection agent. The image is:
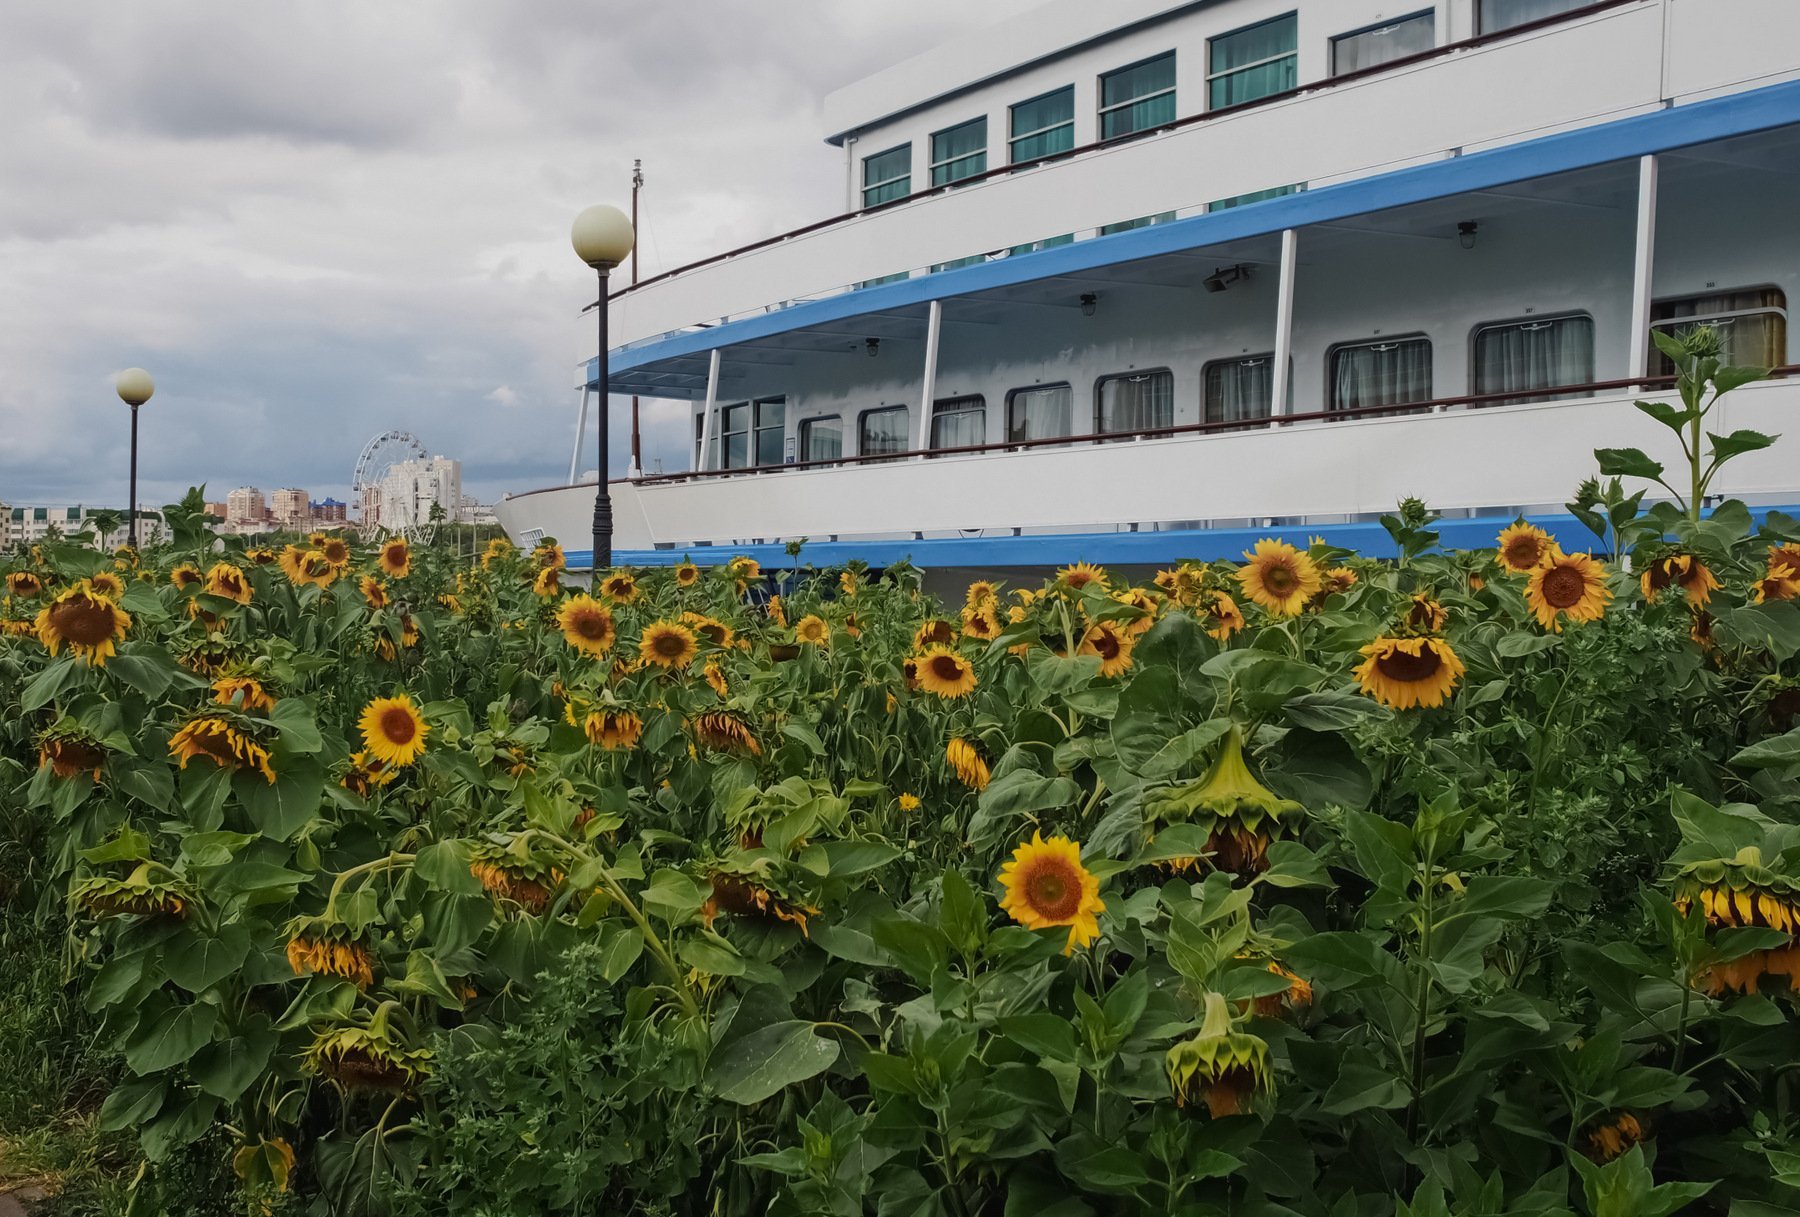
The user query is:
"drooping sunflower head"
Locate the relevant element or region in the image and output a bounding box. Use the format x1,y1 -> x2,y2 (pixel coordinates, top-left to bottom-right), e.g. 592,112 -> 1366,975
1755,563 -> 1800,605
674,560 -> 701,587
469,844 -> 565,914
113,545 -> 140,568
1202,591 -> 1246,642
170,563 -> 203,591
1526,551 -> 1612,632
357,694 -> 430,767
1354,636 -> 1465,710
307,1013 -> 431,1095
378,536 -> 411,578
87,571 -> 125,598
38,723 -> 107,781
1145,726 -> 1303,876
1166,993 -> 1273,1118
1403,592 -> 1447,633
1585,1112 -> 1645,1163
532,564 -> 562,598
766,594 -> 787,627
212,673 -> 278,714
692,709 -> 762,756
5,571 -> 43,598
839,569 -> 860,598
169,715 -> 277,784
339,749 -> 399,797
965,579 -> 999,610
204,562 -> 251,605
1496,521 -> 1554,573
360,575 -> 389,611
681,612 -> 735,649
581,707 -> 644,751
72,862 -> 193,921
1640,551 -> 1717,606
1236,540 -> 1322,617
913,645 -> 977,699
726,555 -> 762,583
481,537 -> 515,569
914,619 -> 957,650
946,737 -> 991,791
961,604 -> 1001,641
35,583 -> 132,666
704,868 -> 819,936
557,594 -> 617,657
795,614 -> 830,646
1315,566 -> 1359,604
279,546 -> 338,589
639,620 -> 698,669
599,571 -> 639,604
245,547 -> 277,566
1243,957 -> 1313,1020
997,831 -> 1105,954
1058,562 -> 1110,593
1078,621 -> 1135,678
285,917 -> 376,988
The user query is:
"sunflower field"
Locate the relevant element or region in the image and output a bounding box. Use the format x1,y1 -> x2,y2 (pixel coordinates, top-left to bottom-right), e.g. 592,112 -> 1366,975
6,341 -> 1800,1216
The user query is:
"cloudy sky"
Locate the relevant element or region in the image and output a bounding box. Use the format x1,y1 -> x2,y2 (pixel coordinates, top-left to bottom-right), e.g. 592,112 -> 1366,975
0,1 -> 1043,511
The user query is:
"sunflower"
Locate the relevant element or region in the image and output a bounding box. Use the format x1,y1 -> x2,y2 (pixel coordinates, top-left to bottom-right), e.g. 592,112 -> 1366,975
5,572 -> 43,598
1235,540 -> 1321,617
1526,551 -> 1612,631
693,709 -> 762,755
204,562 -> 251,605
1058,562 -> 1110,592
72,864 -> 191,921
704,871 -> 818,935
1755,564 -> 1800,605
371,613 -> 421,662
1245,958 -> 1313,1020
339,750 -> 398,796
245,547 -> 277,566
87,571 -> 125,598
469,849 -> 565,914
0,599 -> 35,637
1640,552 -> 1717,606
898,793 -> 921,811
998,831 -> 1105,954
357,694 -> 429,767
378,536 -> 411,578
839,569 -> 860,597
557,594 -> 616,656
286,924 -> 376,989
598,571 -> 639,604
965,579 -> 999,610
533,565 -> 562,597
1167,993 -> 1272,1118
1354,636 -> 1464,710
360,575 -> 389,610
1145,726 -> 1301,876
38,727 -> 107,781
318,535 -> 353,571
914,619 -> 957,649
1078,621 -> 1135,678
767,594 -> 787,627
169,563 -> 203,591
1496,521 -> 1554,573
114,545 -> 139,568
307,1018 -> 430,1095
168,716 -> 276,783
1316,567 -> 1358,602
532,540 -> 566,571
681,612 -> 734,648
704,660 -> 729,698
961,604 -> 1001,642
213,674 -> 277,714
279,546 -> 338,589
1202,591 -> 1246,642
35,583 -> 131,666
639,621 -> 698,669
480,538 -> 514,569
727,555 -> 761,582
1113,588 -> 1161,637
946,737 -> 991,791
581,707 -> 643,750
1404,593 -> 1447,633
674,560 -> 701,587
1770,544 -> 1800,577
913,645 -> 977,699
795,615 -> 830,646
1585,1113 -> 1645,1163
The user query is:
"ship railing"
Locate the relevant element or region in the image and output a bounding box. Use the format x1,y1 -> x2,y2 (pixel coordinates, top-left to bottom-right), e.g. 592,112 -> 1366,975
621,365 -> 1800,488
600,0 -> 1644,339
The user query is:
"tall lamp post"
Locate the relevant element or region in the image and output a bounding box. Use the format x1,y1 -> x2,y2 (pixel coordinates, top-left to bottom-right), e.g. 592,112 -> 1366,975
570,204 -> 635,574
115,368 -> 155,549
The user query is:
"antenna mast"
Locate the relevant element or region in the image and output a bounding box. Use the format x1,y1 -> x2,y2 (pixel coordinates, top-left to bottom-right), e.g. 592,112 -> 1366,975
629,159 -> 644,477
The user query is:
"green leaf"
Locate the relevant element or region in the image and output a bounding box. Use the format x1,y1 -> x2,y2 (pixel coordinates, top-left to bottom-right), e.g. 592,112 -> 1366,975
21,656 -> 79,713
1496,632 -> 1562,659
237,764 -> 326,842
414,840 -> 484,895
190,1024 -> 275,1101
268,697 -> 323,754
98,1077 -> 165,1131
640,869 -> 712,924
808,839 -> 903,878
1633,398 -> 1695,431
1322,1060 -> 1410,1115
163,922 -> 253,993
1594,447 -> 1666,480
125,1002 -> 220,1074
998,1014 -> 1076,1061
710,1020 -> 841,1105
106,651 -> 180,699
938,868 -> 987,956
1284,688 -> 1387,732
1709,428 -> 1778,463
1267,728 -> 1371,811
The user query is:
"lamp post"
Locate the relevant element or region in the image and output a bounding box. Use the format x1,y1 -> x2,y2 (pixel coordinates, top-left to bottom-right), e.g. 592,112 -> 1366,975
570,203 -> 635,574
114,368 -> 154,549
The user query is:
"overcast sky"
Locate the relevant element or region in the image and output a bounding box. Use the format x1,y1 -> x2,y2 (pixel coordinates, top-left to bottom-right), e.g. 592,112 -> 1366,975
0,1 -> 1044,510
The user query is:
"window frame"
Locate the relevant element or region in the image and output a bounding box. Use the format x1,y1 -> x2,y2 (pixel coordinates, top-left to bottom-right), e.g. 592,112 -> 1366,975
718,401 -> 753,470
798,414 -> 844,464
1009,85 -> 1076,165
1324,333 -> 1435,415
1475,0 -> 1589,37
928,394 -> 988,451
1648,286 -> 1788,375
860,143 -> 912,209
752,396 -> 787,468
1097,51 -> 1177,142
1092,367 -> 1176,436
856,404 -> 911,460
1206,13 -> 1298,111
1468,311 -> 1597,404
1203,352 -> 1278,427
1005,381 -> 1075,446
1329,10 -> 1436,77
929,117 -> 988,187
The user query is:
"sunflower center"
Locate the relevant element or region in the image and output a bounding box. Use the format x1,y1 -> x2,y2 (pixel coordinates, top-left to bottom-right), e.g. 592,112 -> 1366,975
699,624 -> 727,645
324,542 -> 349,563
49,597 -> 118,645
1026,862 -> 1083,920
929,654 -> 965,682
573,610 -> 609,640
1262,563 -> 1297,595
1375,645 -> 1443,683
191,725 -> 238,763
1541,565 -> 1587,608
1503,538 -> 1542,567
653,631 -> 689,658
380,707 -> 418,745
1089,630 -> 1119,660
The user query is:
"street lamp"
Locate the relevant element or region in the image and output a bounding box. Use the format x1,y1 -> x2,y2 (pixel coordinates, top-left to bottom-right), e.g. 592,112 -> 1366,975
114,368 -> 155,548
570,203 -> 635,574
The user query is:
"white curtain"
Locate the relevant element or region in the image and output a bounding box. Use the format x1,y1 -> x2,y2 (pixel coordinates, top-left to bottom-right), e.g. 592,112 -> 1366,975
931,402 -> 986,449
1098,372 -> 1173,433
1480,0 -> 1587,35
1331,340 -> 1433,412
1333,14 -> 1434,75
1009,385 -> 1073,442
859,407 -> 910,457
1206,360 -> 1273,424
1473,317 -> 1593,403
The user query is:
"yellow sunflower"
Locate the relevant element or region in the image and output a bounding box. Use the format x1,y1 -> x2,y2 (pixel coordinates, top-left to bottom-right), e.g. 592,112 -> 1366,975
1235,540 -> 1321,617
727,555 -> 761,582
169,563 -> 203,591
1526,552 -> 1612,631
1639,553 -> 1718,606
339,750 -> 398,796
913,645 -> 977,699
557,594 -> 616,657
532,565 -> 562,598
1202,591 -> 1246,641
692,709 -> 762,755
287,931 -> 376,990
898,793 -> 921,811
1404,593 -> 1447,633
1058,562 -> 1110,593
1496,521 -> 1554,574
246,547 -> 277,566
998,831 -> 1105,954
357,694 -> 429,767
378,536 -> 411,578
767,594 -> 787,626
581,708 -> 643,750
35,583 -> 131,666
168,717 -> 276,783
204,562 -> 251,605
965,579 -> 999,609
1353,636 -> 1465,710
839,569 -> 860,598
914,619 -> 958,649
598,571 -> 639,604
674,560 -> 701,588
704,660 -> 729,698
681,612 -> 735,649
639,621 -> 698,669
318,535 -> 353,571
1755,563 -> 1800,605
532,540 -> 566,571
961,604 -> 1001,641
213,674 -> 277,714
279,546 -> 338,589
38,729 -> 107,780
946,737 -> 991,791
795,615 -> 830,646
1114,588 -> 1161,637
360,575 -> 388,610
1317,567 -> 1358,601
1078,622 -> 1135,678
481,537 -> 514,568
1586,1113 -> 1645,1164
5,572 -> 43,598
87,571 -> 125,598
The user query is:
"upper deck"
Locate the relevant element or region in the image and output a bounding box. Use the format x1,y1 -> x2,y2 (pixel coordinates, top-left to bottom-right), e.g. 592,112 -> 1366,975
604,0 -> 1800,356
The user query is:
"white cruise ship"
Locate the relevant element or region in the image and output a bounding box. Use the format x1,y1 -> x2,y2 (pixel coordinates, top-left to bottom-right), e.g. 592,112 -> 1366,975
497,0 -> 1800,574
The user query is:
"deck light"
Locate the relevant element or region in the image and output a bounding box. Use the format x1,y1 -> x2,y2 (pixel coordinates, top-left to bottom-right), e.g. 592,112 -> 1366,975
115,368 -> 154,548
569,204 -> 636,573
866,338 -> 881,357
1458,221 -> 1479,250
1203,265 -> 1249,293
1080,293 -> 1098,317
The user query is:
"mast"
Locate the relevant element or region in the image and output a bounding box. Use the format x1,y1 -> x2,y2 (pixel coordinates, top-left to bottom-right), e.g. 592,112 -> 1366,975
629,159 -> 644,478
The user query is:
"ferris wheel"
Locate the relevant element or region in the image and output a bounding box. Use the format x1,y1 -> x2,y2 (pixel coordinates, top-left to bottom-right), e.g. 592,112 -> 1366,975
351,430 -> 431,538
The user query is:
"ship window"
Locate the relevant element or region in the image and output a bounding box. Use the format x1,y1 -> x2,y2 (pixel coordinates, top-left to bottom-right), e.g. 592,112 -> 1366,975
1650,288 -> 1787,376
1477,0 -> 1588,36
1471,313 -> 1595,404
1332,12 -> 1435,76
1007,383 -> 1073,444
1328,336 -> 1434,414
693,413 -> 704,469
930,396 -> 987,450
1101,212 -> 1177,236
1099,52 -> 1176,141
754,397 -> 786,467
857,406 -> 910,460
930,118 -> 987,187
800,415 -> 843,462
720,402 -> 752,470
1096,370 -> 1174,435
1205,355 -> 1275,426
861,144 -> 911,208
1008,233 -> 1075,257
1209,14 -> 1297,110
1211,184 -> 1301,212
1010,86 -> 1074,163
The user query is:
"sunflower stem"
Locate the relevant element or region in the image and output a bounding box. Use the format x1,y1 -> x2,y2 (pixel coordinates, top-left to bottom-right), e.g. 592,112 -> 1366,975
322,852 -> 414,919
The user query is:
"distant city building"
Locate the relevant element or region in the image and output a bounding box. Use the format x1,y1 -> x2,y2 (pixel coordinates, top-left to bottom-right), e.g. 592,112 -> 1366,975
270,487 -> 309,530
226,486 -> 268,525
457,495 -> 497,526
204,500 -> 229,521
0,499 -> 9,549
6,504 -> 165,549
372,456 -> 462,531
313,497 -> 348,523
